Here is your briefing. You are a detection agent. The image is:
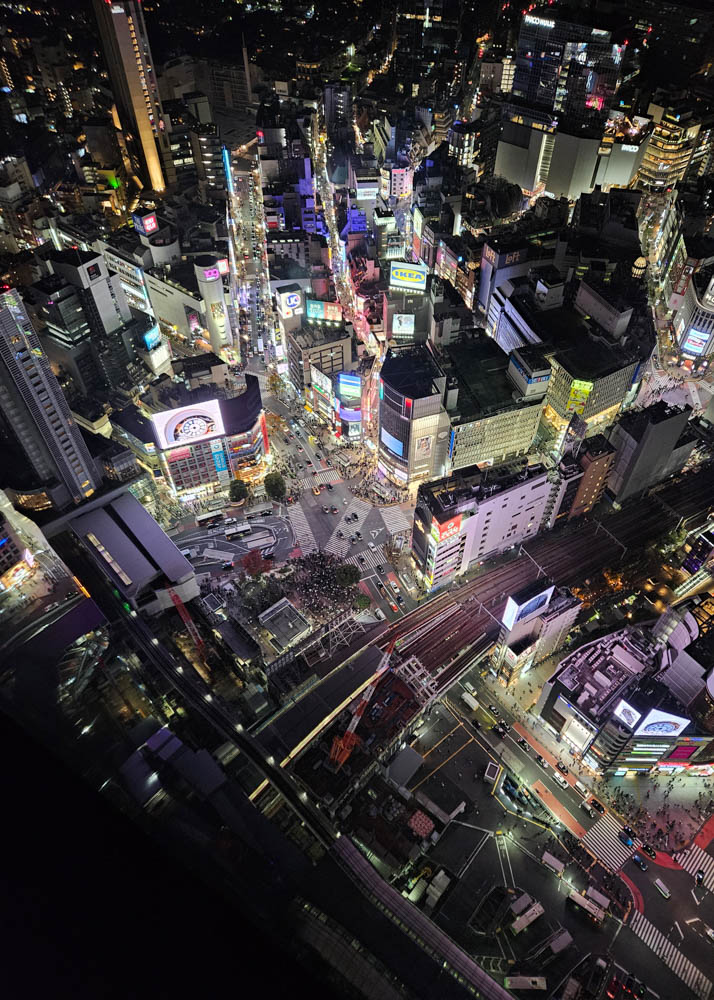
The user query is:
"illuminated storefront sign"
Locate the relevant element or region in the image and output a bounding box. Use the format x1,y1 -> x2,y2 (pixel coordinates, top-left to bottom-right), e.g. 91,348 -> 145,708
277,287 -> 303,318
389,262 -> 428,291
306,299 -> 342,322
415,435 -> 432,459
152,399 -> 225,450
143,325 -> 161,350
217,258 -> 229,275
202,267 -> 221,280
132,212 -> 158,236
524,14 -> 555,28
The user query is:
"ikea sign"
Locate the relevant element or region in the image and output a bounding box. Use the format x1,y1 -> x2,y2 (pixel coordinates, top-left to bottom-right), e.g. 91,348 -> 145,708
390,262 -> 428,292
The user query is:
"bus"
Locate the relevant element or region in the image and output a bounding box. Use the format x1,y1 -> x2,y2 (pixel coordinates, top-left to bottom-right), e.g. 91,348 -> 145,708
196,511 -> 225,528
225,521 -> 251,538
542,851 -> 565,876
585,887 -> 610,911
654,879 -> 671,899
461,691 -> 479,711
567,891 -> 605,925
511,902 -> 544,934
504,977 -> 547,991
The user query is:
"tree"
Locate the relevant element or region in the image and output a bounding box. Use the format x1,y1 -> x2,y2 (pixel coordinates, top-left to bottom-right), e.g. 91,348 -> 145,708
354,593 -> 371,610
241,550 -> 269,577
267,370 -> 287,398
229,479 -> 249,504
264,472 -> 286,502
335,563 -> 361,588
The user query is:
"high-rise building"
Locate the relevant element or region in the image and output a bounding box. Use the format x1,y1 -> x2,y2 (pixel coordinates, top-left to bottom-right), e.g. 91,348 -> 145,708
637,103 -> 700,190
323,83 -> 351,139
607,401 -> 695,505
0,290 -> 99,510
92,0 -> 175,192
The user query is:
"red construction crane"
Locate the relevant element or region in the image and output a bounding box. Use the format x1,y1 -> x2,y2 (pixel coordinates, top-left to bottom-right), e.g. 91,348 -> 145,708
167,587 -> 205,656
329,639 -> 395,770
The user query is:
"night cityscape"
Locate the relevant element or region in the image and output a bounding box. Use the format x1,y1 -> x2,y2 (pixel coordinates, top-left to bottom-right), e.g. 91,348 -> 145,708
4,0 -> 714,997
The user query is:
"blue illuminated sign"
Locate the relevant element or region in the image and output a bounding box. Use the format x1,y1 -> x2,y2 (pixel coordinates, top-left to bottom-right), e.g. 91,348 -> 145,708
449,429 -> 455,459
212,449 -> 228,474
143,326 -> 160,350
222,147 -> 234,195
380,427 -> 404,458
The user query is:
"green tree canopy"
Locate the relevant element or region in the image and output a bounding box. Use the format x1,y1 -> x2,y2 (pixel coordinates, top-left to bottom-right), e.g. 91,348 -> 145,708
264,471 -> 286,501
229,479 -> 249,503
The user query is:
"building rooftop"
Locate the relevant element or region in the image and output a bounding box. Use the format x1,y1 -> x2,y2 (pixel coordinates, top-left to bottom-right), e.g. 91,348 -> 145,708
555,628 -> 652,723
418,459 -> 546,521
258,598 -> 311,652
441,338 -> 542,422
617,401 -> 691,441
380,345 -> 444,399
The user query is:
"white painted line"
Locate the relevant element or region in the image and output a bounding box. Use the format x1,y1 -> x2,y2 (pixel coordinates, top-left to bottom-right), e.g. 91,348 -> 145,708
692,889 -> 701,906
674,921 -> 684,940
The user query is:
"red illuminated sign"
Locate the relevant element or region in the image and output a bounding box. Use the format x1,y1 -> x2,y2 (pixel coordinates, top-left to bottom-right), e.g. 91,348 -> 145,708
432,514 -> 462,542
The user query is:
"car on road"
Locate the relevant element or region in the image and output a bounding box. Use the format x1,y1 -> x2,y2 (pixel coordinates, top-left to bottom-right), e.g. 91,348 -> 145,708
322,504 -> 329,512
376,581 -> 384,591
705,927 -> 714,943
589,798 -> 605,814
632,854 -> 648,871
696,868 -> 705,886
491,725 -> 506,738
377,564 -> 384,573
319,482 -> 327,490
500,722 -> 511,733
350,536 -> 356,545
641,844 -> 656,860
624,977 -> 645,998
517,738 -> 530,752
606,976 -> 620,999
326,483 -> 333,491
355,530 -> 362,539
556,762 -> 569,775
488,704 -> 500,717
358,556 -> 365,564
623,825 -> 634,837
297,445 -> 303,452
535,755 -> 549,770
396,595 -> 403,604
471,719 -> 480,730
331,505 -> 339,514
337,530 -> 344,538
389,602 -> 398,612
312,487 -> 321,496
618,830 -> 634,847
222,560 -> 234,570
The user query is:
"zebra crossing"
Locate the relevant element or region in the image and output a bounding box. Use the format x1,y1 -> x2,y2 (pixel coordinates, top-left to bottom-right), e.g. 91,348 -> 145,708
628,909 -> 712,999
287,505 -> 318,554
380,504 -> 411,535
323,498 -> 373,557
296,468 -> 342,488
344,545 -> 387,573
674,843 -> 714,890
582,813 -> 639,871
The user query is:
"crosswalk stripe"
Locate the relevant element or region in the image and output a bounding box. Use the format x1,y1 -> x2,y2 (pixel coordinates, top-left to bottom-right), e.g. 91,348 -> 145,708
674,844 -> 714,890
296,468 -> 342,488
628,910 -> 712,998
287,505 -> 318,554
380,505 -> 411,534
344,545 -> 387,573
582,813 -> 640,871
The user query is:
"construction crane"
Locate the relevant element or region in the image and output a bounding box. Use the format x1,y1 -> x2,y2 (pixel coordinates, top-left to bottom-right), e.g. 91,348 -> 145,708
329,639 -> 395,769
167,587 -> 205,657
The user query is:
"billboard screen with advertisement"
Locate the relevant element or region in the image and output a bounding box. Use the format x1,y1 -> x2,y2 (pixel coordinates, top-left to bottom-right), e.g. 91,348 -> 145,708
413,206 -> 424,240
132,212 -> 158,236
152,400 -> 225,450
430,514 -> 462,543
143,325 -> 161,350
380,426 -> 404,458
276,287 -> 303,319
682,329 -> 709,355
339,405 -> 361,422
613,699 -> 642,730
217,258 -> 229,275
356,186 -> 379,200
502,586 -> 555,630
566,379 -> 593,415
390,262 -> 428,292
306,299 -> 342,323
310,364 -> 332,397
337,372 -> 361,402
634,709 -> 691,738
415,435 -> 432,459
393,314 -> 415,337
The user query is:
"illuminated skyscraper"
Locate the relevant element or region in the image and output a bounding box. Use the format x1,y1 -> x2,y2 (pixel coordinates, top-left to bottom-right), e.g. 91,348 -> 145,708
92,0 -> 175,193
0,291 -> 99,510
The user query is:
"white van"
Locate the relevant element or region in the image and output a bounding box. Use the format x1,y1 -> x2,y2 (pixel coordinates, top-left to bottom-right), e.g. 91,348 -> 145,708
553,772 -> 569,790
367,542 -> 376,551
580,800 -> 595,818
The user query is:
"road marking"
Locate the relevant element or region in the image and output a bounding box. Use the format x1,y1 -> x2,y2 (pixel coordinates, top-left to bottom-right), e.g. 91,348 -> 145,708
691,889 -> 701,907
674,921 -> 684,940
370,528 -> 384,538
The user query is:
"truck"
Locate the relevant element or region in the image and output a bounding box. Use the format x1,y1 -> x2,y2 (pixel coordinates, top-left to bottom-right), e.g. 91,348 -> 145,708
461,691 -> 479,711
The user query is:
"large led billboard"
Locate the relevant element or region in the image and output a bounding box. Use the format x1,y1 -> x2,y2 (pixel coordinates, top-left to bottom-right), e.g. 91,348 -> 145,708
380,426 -> 404,458
430,514 -> 461,543
306,299 -> 342,322
310,364 -> 332,397
682,329 -> 709,356
393,313 -> 415,337
152,400 -> 225,450
634,709 -> 690,738
390,262 -> 428,292
337,372 -> 361,401
613,699 -> 642,730
502,586 -> 555,630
